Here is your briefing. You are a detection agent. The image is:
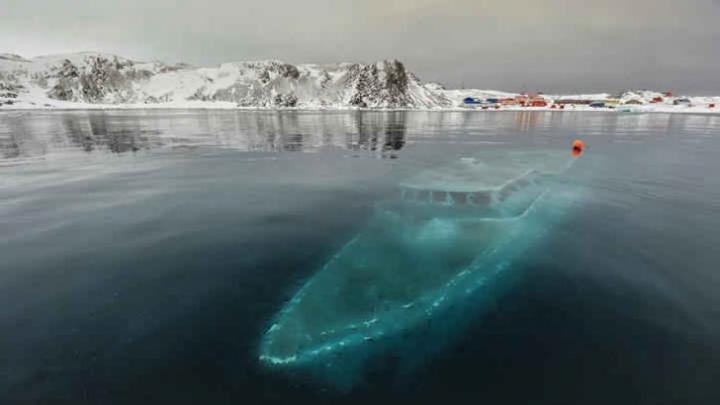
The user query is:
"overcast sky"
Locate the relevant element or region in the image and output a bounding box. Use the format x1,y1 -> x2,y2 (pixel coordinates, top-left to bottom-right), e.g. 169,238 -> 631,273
3,0 -> 720,93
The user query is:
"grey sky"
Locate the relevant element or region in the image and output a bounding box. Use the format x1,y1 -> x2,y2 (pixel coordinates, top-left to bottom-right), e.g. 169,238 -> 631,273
3,0 -> 720,93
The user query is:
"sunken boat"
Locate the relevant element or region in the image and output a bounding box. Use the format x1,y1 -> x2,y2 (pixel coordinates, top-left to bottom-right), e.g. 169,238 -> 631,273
260,148 -> 582,367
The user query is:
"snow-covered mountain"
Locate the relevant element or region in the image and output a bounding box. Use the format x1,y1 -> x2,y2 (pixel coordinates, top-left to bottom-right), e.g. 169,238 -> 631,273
2,52 -> 719,112
0,52 -> 451,109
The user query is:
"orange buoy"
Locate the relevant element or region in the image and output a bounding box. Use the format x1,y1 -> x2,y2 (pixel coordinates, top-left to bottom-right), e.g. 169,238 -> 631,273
572,140 -> 583,157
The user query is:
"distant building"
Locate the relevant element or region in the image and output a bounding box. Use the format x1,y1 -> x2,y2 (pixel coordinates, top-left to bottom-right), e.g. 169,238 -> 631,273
555,99 -> 593,105
463,97 -> 484,105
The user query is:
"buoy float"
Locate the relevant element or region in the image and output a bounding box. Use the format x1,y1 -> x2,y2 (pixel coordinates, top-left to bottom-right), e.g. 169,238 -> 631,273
572,140 -> 583,157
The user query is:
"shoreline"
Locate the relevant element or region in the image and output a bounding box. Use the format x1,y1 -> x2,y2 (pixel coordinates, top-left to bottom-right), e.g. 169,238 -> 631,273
2,105 -> 720,115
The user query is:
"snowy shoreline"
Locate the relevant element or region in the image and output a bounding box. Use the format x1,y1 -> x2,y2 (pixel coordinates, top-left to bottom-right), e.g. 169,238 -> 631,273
3,104 -> 720,115
2,52 -> 720,115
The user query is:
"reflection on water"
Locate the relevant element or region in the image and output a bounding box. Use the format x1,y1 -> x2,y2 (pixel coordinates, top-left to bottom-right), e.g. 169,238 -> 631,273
0,111 -> 414,161
1,110 -> 720,404
4,110 -> 720,164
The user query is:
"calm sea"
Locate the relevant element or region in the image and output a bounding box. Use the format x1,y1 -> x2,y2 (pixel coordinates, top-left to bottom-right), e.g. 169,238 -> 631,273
1,110 -> 718,404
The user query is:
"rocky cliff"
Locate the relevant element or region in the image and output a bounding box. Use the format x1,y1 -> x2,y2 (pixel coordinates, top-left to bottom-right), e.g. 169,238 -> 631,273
0,53 -> 451,109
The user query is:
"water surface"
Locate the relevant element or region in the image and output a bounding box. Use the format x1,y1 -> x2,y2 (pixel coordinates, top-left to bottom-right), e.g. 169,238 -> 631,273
1,110 -> 719,404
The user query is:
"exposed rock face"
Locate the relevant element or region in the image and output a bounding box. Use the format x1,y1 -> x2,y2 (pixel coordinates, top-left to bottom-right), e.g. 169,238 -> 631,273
0,73 -> 22,106
348,60 -> 411,108
0,53 -> 452,109
48,56 -> 158,103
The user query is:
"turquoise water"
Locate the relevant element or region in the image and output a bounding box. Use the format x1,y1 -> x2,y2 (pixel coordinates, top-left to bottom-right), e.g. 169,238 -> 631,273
1,111 -> 718,404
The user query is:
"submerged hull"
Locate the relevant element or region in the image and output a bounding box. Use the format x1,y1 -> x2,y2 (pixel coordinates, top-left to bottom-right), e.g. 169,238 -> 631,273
260,150 -> 580,367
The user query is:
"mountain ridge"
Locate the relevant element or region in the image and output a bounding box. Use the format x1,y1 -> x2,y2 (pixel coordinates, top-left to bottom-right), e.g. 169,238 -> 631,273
2,52 -> 719,113
0,52 -> 452,109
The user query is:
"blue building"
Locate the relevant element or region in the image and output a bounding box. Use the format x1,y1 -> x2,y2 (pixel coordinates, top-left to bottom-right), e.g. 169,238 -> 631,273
463,97 -> 484,105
